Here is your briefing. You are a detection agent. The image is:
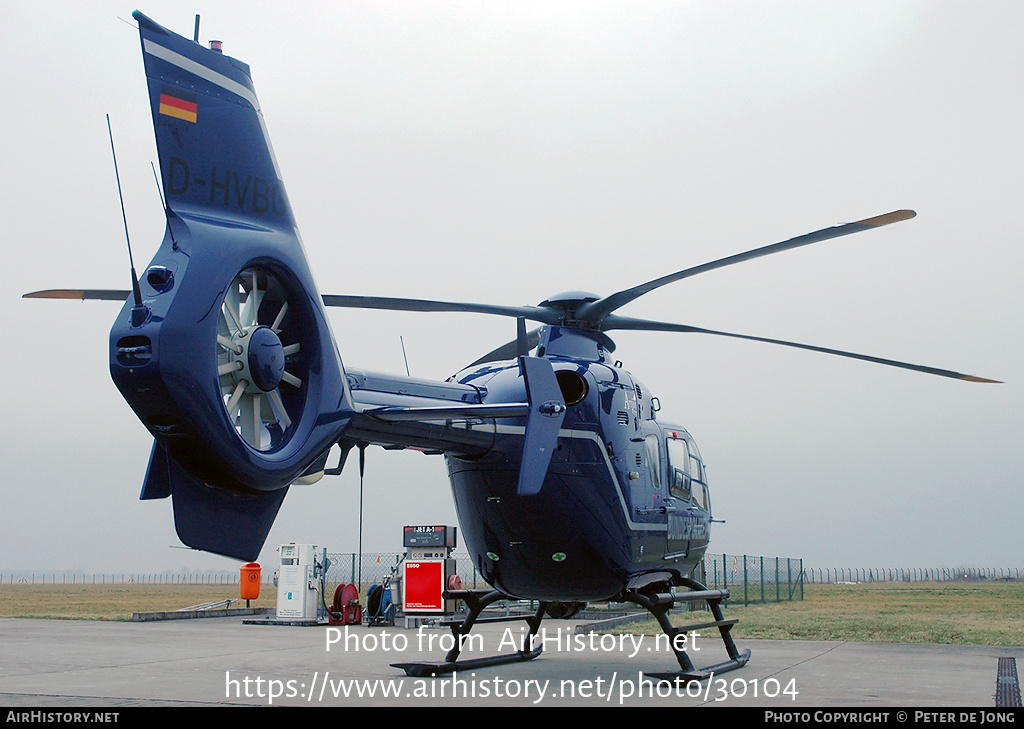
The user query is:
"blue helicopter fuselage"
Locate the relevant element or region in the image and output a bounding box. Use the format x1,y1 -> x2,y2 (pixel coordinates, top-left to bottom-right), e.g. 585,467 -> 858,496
442,327 -> 712,602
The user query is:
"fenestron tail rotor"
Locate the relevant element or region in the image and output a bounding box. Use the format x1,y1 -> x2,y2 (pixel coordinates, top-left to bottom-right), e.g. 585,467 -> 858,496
217,267 -> 306,451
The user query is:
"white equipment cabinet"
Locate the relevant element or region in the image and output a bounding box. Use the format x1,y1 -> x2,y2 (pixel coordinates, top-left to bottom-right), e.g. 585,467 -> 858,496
276,543 -> 322,620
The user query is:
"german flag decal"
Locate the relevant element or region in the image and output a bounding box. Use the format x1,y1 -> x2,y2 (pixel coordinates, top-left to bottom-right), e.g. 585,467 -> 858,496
158,86 -> 197,123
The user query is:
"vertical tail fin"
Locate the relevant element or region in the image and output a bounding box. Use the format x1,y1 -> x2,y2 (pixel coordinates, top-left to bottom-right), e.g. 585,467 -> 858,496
134,11 -> 293,229
108,14 -> 352,560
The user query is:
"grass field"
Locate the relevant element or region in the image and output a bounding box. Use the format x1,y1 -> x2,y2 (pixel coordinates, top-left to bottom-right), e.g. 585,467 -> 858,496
0,584 -> 279,621
1,581 -> 1022,647
621,581 -> 1024,647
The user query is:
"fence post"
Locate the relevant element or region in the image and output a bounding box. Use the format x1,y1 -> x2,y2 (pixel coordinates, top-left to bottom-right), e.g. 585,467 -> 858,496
743,556 -> 749,606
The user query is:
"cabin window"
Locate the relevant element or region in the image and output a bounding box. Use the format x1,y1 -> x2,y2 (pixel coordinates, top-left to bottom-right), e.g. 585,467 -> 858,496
644,435 -> 661,491
666,437 -> 691,501
691,476 -> 707,510
689,451 -> 707,510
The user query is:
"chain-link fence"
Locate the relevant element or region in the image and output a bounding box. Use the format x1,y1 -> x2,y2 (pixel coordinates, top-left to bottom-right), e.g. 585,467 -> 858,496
323,551 -> 805,605
702,554 -> 804,604
9,561 -> 1017,591
804,566 -> 1024,584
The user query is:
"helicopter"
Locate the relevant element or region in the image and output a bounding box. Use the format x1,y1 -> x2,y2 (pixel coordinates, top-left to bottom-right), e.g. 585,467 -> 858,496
25,12 -> 999,681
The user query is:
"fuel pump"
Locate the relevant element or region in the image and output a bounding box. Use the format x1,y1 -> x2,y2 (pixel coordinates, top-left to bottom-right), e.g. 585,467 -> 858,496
401,526 -> 458,615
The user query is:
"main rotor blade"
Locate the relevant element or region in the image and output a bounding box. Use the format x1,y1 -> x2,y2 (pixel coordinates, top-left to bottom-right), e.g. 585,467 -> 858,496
466,327 -> 543,368
23,289 -> 131,301
602,315 -> 1001,383
25,289 -> 561,327
577,210 -> 917,326
320,294 -> 559,324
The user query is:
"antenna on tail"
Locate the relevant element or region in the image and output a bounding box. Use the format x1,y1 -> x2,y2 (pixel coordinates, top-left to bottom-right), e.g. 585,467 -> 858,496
106,114 -> 148,327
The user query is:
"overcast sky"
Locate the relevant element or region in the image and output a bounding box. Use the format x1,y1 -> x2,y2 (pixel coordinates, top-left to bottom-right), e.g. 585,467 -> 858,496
3,1 -> 1021,575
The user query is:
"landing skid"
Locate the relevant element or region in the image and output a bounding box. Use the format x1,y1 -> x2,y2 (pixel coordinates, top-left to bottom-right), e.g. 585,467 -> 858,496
391,589 -> 546,677
392,579 -> 750,682
620,576 -> 751,682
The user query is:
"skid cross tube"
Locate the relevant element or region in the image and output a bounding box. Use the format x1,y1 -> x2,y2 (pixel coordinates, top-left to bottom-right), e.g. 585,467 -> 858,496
620,576 -> 751,682
391,589 -> 548,677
